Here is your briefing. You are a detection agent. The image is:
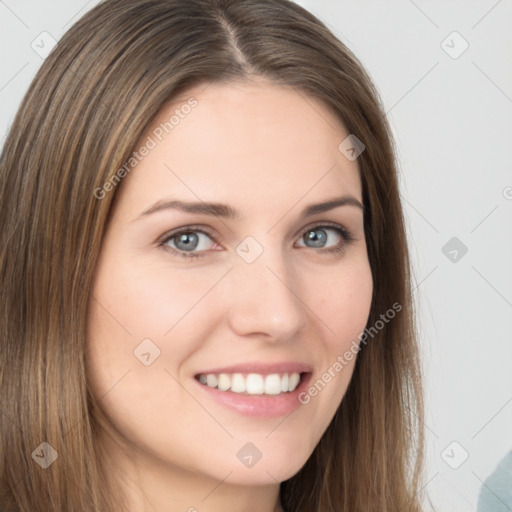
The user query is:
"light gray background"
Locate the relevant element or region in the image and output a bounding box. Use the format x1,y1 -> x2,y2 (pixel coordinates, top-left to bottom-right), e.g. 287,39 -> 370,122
1,1 -> 511,510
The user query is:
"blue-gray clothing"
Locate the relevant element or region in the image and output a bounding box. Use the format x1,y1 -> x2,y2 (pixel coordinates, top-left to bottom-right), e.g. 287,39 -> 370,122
477,449 -> 512,512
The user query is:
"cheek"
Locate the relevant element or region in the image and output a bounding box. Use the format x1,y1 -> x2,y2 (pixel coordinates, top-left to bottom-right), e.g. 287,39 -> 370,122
312,258 -> 373,347
298,258 -> 373,404
85,250 -> 235,404
89,249 -> 231,343
84,256 -> 220,454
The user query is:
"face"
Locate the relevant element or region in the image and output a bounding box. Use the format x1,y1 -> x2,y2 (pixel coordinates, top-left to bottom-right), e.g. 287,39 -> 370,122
86,78 -> 373,491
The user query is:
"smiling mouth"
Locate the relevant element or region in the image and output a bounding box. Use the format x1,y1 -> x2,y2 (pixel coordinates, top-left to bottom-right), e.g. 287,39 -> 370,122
195,372 -> 308,396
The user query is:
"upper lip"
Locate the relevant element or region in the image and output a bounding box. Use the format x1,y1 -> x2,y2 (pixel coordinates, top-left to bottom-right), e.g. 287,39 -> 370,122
195,361 -> 313,376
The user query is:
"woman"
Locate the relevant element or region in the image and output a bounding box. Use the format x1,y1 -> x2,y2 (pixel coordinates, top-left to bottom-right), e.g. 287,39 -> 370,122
0,0 -> 424,510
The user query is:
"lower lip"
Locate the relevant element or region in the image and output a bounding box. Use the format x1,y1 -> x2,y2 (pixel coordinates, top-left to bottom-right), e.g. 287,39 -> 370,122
194,373 -> 312,418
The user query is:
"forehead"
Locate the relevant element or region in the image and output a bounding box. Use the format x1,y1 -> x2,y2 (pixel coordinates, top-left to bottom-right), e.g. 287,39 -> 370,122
117,79 -> 362,219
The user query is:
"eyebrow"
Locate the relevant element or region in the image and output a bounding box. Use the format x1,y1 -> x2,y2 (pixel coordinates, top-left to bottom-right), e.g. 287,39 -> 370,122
137,194 -> 364,221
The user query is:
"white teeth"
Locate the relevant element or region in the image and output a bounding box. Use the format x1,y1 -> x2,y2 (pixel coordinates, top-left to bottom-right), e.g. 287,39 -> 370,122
231,373 -> 246,393
280,373 -> 289,393
198,371 -> 302,395
264,374 -> 282,395
246,374 -> 264,394
206,374 -> 218,388
217,373 -> 231,391
289,372 -> 300,391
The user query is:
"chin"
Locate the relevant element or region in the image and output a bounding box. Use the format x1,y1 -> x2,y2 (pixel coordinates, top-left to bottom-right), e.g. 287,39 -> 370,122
205,439 -> 313,486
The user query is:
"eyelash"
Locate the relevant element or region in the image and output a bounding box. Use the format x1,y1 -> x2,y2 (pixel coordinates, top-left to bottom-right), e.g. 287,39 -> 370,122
158,223 -> 355,260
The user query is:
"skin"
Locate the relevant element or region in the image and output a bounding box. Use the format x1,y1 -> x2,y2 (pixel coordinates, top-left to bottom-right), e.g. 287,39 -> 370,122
86,76 -> 373,512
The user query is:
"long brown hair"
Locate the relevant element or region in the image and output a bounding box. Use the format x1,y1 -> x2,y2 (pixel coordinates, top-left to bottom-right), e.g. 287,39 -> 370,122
0,0 -> 424,510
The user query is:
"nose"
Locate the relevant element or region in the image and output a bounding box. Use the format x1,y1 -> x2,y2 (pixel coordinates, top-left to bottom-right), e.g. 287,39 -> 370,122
225,247 -> 308,342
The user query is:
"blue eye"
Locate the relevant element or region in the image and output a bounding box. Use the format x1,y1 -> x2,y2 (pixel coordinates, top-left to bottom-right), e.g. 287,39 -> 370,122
159,223 -> 354,259
297,225 -> 353,251
161,228 -> 217,258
